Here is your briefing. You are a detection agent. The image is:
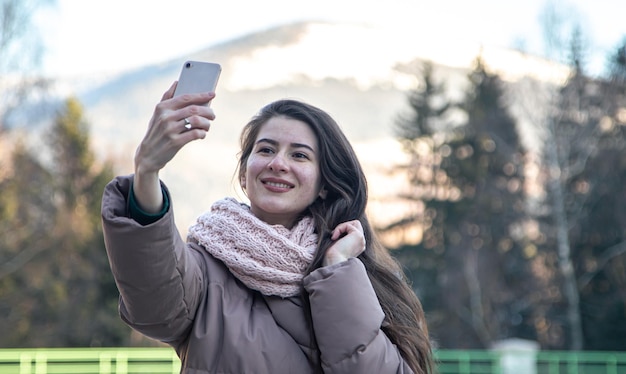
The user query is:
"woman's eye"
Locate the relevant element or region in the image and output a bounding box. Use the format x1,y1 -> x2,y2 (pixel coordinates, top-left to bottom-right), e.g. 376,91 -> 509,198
258,147 -> 274,154
293,152 -> 309,159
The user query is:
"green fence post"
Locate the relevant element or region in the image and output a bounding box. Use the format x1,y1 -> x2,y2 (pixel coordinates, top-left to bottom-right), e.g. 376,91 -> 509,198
550,355 -> 558,374
100,352 -> 112,374
19,352 -> 32,374
115,351 -> 128,374
34,351 -> 46,374
607,354 -> 617,374
459,351 -> 470,374
568,353 -> 578,374
171,351 -> 179,374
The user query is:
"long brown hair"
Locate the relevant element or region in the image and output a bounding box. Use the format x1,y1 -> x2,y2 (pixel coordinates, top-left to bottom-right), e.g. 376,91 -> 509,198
237,99 -> 434,374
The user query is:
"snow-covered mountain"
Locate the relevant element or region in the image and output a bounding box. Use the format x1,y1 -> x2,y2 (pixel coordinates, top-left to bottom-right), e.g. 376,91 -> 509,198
29,21 -> 572,234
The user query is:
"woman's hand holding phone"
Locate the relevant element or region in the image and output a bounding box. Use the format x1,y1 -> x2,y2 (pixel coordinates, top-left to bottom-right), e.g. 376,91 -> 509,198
133,61 -> 221,214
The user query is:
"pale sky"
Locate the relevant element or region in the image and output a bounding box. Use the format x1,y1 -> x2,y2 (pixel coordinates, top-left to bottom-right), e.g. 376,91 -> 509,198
35,0 -> 625,78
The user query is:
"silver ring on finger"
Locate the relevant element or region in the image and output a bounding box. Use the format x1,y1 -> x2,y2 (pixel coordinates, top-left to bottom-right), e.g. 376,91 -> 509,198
183,117 -> 192,130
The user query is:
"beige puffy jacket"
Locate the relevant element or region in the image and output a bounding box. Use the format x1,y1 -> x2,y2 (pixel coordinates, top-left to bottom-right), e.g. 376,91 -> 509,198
102,175 -> 413,374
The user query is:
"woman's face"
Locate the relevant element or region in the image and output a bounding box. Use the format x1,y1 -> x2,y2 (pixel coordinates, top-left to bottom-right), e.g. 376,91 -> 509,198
243,115 -> 324,228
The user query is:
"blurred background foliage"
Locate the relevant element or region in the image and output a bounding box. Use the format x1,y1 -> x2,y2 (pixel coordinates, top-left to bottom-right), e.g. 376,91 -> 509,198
390,35 -> 626,350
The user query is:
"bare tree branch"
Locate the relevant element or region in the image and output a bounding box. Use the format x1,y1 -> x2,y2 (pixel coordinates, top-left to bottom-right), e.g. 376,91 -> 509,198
578,240 -> 626,290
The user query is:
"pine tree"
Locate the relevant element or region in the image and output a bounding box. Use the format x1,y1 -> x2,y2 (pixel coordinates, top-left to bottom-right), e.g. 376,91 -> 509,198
393,57 -> 532,348
0,98 -> 128,346
389,61 -> 460,343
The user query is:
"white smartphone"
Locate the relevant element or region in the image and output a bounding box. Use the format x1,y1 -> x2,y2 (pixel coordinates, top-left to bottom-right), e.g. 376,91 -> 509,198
173,60 -> 221,104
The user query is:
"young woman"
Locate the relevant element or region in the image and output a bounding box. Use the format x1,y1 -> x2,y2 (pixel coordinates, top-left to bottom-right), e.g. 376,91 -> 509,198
102,82 -> 434,373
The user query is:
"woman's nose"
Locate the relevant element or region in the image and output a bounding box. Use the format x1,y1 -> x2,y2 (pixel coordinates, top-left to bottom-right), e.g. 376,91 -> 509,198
267,153 -> 288,172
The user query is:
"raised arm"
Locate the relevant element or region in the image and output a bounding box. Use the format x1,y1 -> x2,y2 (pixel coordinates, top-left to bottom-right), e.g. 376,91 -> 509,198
101,82 -> 216,343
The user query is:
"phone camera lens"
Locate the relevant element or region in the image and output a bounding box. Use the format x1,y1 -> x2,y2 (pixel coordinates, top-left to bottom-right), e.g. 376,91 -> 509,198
185,62 -> 192,68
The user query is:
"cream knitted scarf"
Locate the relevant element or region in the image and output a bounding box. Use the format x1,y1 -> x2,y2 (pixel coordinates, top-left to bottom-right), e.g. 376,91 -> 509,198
187,197 -> 318,298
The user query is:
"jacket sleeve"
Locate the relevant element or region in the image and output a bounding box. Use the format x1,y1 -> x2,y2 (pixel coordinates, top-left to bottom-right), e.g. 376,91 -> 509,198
303,258 -> 413,374
101,175 -> 205,345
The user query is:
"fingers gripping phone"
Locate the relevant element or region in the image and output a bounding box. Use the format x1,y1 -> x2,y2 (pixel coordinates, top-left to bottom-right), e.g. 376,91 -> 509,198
173,61 -> 221,105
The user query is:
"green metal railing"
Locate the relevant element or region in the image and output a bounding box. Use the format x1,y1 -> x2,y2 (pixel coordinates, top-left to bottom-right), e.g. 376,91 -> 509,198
436,350 -> 626,374
0,348 -> 180,374
0,348 -> 625,374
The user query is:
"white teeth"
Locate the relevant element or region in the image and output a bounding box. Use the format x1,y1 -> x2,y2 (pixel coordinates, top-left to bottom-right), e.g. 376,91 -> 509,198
265,181 -> 291,188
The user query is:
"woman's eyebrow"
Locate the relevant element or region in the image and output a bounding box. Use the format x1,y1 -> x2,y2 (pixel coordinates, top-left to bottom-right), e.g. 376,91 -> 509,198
256,138 -> 316,153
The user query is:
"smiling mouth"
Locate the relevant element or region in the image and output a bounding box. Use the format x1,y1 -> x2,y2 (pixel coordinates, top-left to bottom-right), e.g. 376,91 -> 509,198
264,181 -> 293,189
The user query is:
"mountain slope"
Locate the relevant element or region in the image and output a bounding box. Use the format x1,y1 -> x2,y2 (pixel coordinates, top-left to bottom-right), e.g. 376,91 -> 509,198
70,21 -> 568,233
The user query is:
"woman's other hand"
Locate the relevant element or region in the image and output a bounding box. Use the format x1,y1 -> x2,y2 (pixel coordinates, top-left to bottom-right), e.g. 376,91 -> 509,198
323,220 -> 366,267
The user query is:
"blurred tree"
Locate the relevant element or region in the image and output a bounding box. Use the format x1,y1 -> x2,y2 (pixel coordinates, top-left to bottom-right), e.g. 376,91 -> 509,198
515,30 -> 626,351
0,98 -> 128,347
0,0 -> 52,130
0,141 -> 57,344
539,24 -> 593,351
607,38 -> 626,85
539,0 -> 573,63
551,37 -> 626,350
572,72 -> 626,350
391,58 -> 533,348
386,61 -> 459,344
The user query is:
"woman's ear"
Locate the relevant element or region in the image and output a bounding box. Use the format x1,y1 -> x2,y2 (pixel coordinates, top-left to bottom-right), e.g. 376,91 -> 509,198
240,176 -> 246,190
318,187 -> 328,200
